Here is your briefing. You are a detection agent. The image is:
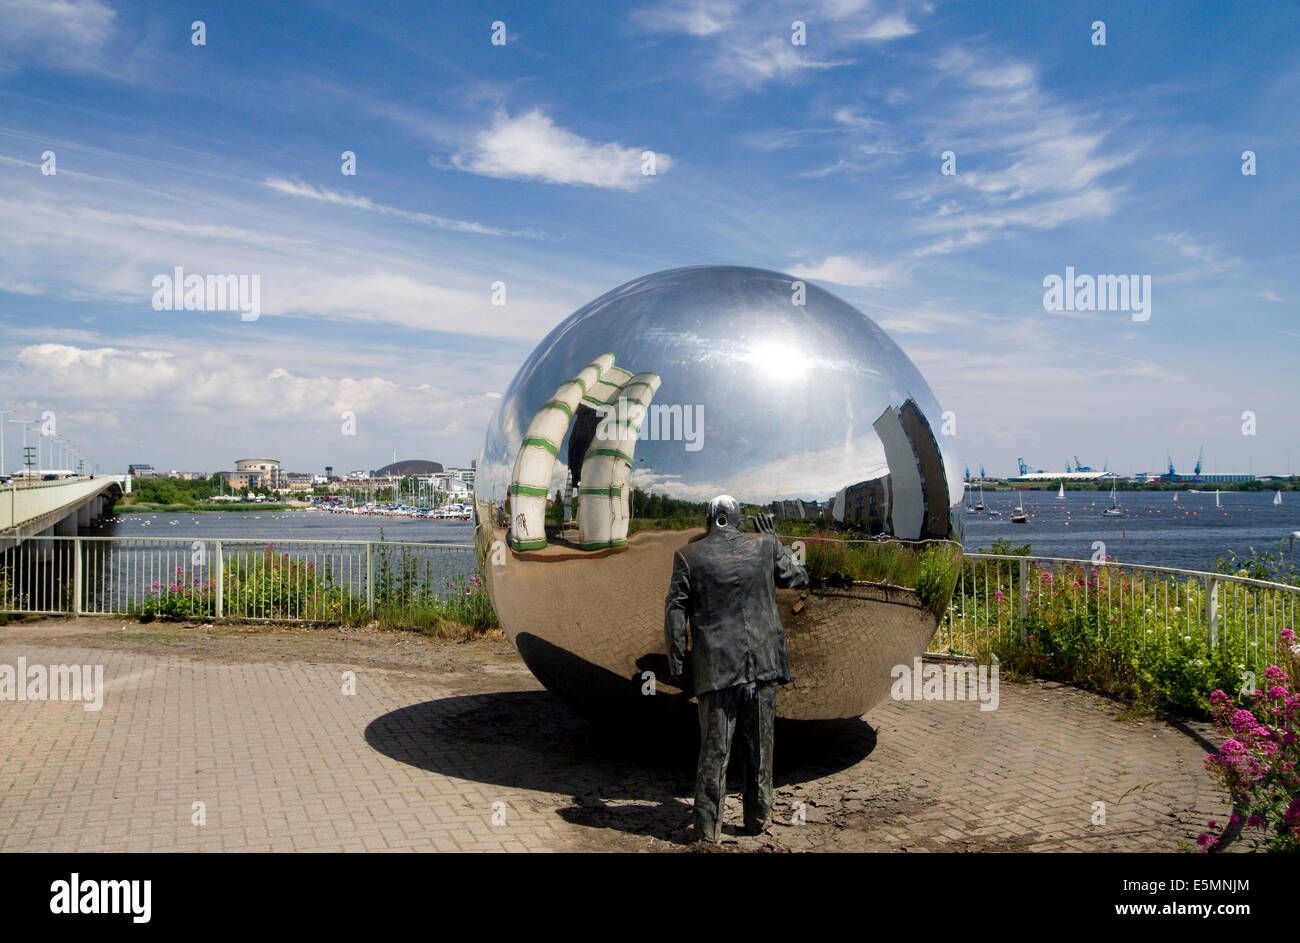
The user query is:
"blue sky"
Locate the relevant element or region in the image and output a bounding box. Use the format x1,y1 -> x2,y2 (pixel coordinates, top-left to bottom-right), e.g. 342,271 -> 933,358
0,0 -> 1296,479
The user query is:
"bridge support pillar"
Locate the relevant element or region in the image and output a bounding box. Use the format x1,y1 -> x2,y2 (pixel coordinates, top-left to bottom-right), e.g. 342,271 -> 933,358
54,514 -> 78,537
33,525 -> 55,559
78,503 -> 93,527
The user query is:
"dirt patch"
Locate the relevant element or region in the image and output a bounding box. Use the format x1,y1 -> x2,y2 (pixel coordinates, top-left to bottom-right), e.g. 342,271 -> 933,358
0,615 -> 525,686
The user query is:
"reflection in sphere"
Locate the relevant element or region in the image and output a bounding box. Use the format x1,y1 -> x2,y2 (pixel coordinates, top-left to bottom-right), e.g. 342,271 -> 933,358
475,265 -> 963,727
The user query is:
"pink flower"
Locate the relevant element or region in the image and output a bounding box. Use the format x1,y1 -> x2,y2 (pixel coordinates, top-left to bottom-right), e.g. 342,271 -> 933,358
1231,709 -> 1258,732
1285,799 -> 1300,827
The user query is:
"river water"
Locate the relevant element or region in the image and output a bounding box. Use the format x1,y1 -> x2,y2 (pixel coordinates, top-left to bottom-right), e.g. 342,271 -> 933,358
960,489 -> 1299,571
99,490 -> 1300,574
100,510 -> 475,545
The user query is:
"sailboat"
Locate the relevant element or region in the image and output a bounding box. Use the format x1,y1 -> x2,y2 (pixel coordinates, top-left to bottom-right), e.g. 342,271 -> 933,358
1011,491 -> 1028,523
1215,490 -> 1222,508
974,480 -> 985,512
1173,491 -> 1179,504
1057,482 -> 1065,499
1276,490 -> 1284,506
1102,481 -> 1123,516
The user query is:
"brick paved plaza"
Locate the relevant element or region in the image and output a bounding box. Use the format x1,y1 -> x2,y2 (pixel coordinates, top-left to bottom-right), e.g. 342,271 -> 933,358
0,619 -> 1232,852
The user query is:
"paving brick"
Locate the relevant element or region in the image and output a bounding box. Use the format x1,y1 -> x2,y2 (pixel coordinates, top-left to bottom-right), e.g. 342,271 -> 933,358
0,637 -> 1235,853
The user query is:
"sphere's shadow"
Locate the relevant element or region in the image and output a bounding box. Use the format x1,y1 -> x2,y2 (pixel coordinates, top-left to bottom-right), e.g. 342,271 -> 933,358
364,690 -> 877,844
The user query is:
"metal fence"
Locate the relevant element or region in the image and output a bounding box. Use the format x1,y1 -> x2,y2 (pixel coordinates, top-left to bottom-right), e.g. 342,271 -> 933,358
0,536 -> 481,625
934,552 -> 1300,669
7,539 -> 1299,667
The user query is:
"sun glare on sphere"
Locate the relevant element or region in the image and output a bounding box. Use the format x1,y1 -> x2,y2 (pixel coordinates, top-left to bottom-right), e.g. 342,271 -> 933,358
745,340 -> 812,382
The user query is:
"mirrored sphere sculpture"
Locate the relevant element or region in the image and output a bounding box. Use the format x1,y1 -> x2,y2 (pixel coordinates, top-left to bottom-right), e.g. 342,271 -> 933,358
476,265 -> 964,726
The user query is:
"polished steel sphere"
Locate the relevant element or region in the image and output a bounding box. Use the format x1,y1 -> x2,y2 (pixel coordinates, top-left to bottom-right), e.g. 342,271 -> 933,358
476,265 -> 963,726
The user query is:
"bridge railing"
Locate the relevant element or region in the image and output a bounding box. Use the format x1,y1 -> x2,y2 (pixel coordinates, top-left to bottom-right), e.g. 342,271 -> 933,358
1,475 -> 124,532
0,536 -> 483,628
933,552 -> 1300,671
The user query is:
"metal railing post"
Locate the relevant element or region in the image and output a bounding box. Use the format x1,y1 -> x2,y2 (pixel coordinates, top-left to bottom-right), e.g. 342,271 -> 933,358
1206,575 -> 1219,650
214,540 -> 224,619
366,542 -> 374,616
73,537 -> 82,616
1018,557 -> 1029,641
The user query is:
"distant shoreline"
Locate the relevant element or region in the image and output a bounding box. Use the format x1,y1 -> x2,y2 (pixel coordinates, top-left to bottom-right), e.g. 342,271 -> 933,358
116,503 -> 307,513
973,481 -> 1294,492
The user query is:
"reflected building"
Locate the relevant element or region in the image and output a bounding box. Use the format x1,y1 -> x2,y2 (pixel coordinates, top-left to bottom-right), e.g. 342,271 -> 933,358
829,397 -> 953,540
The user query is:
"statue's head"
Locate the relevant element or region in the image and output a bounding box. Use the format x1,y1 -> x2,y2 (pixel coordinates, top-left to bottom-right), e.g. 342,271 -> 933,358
707,494 -> 739,533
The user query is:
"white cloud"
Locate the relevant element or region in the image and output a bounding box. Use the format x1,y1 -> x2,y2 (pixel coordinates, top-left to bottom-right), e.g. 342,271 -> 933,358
721,37 -> 854,83
451,110 -> 670,191
263,178 -> 543,238
0,0 -> 117,72
1159,231 -> 1241,275
631,0 -> 918,89
4,343 -> 504,466
0,173 -> 576,341
896,47 -> 1137,251
789,255 -> 901,289
632,0 -> 739,35
854,14 -> 916,41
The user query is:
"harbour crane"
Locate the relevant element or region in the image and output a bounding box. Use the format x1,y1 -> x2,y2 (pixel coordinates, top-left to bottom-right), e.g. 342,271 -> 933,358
1073,455 -> 1094,472
1194,446 -> 1204,477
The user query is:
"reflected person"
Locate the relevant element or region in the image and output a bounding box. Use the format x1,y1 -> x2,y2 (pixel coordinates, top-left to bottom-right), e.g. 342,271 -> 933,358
664,495 -> 809,843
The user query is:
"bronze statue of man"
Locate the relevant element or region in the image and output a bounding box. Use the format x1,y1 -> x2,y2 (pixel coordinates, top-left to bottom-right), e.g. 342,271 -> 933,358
664,495 -> 809,843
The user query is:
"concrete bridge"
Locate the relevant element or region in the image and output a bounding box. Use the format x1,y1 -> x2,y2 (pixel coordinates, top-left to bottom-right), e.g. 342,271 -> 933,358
1,476 -> 128,545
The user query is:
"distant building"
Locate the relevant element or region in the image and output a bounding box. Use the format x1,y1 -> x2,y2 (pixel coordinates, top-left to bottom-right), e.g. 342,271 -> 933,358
374,459 -> 444,478
770,499 -> 822,521
128,463 -> 156,478
229,458 -> 281,490
829,397 -> 953,540
282,473 -> 315,493
834,477 -> 891,534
